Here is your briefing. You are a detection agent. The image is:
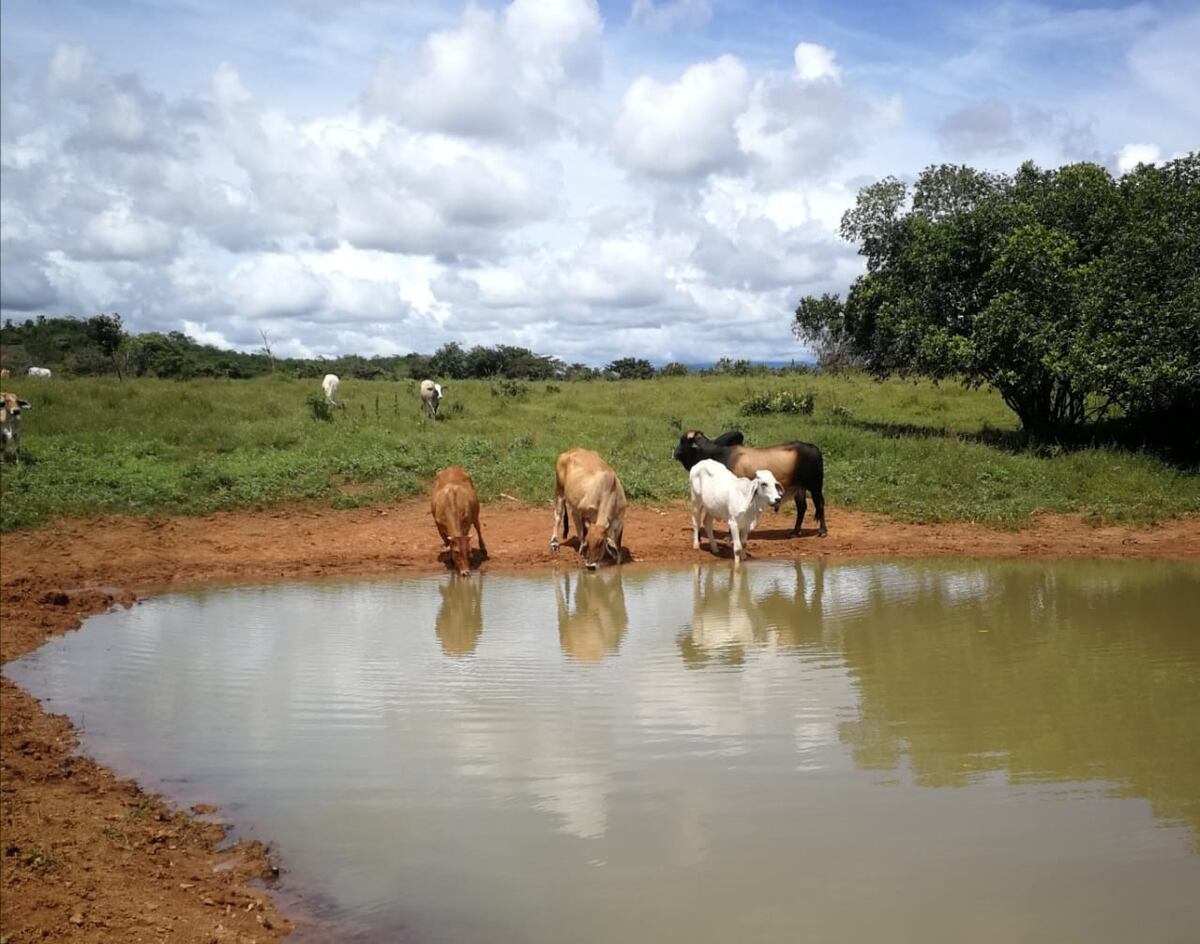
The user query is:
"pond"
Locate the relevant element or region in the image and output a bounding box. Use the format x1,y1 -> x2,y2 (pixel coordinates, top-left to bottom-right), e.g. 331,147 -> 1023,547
6,560 -> 1200,943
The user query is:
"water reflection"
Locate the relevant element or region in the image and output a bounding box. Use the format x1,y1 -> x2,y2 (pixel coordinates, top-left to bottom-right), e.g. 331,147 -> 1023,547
832,560 -> 1200,846
678,562 -> 827,667
435,578 -> 484,656
554,568 -> 628,662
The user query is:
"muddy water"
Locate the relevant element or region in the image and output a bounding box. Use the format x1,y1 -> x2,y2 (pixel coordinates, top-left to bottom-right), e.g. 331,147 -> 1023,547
7,560 -> 1200,943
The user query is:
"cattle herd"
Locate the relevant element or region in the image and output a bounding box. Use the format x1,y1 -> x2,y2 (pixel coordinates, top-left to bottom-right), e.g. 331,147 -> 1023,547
425,384 -> 829,575
1,373 -> 830,572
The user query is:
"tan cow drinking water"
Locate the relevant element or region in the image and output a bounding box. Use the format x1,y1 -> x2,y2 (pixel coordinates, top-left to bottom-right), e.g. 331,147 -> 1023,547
550,448 -> 627,570
430,466 -> 487,577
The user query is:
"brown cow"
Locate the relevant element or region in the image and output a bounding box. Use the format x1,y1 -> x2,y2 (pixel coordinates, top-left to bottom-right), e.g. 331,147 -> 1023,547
430,466 -> 487,576
549,448 -> 626,570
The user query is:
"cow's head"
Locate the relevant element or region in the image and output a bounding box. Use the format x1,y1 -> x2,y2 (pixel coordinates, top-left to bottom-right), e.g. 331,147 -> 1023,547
582,521 -> 622,570
450,535 -> 472,577
753,469 -> 785,511
672,430 -> 709,470
672,428 -> 745,470
1,393 -> 30,439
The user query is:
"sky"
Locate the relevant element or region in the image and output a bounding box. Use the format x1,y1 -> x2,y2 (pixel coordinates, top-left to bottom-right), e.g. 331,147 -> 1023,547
1,0 -> 1196,365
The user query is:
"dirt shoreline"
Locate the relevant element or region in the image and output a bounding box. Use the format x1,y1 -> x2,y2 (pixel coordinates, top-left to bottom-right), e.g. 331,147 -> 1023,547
3,499 -> 1199,942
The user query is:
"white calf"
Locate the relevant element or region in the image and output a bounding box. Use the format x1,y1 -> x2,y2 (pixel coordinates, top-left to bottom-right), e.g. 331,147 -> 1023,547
689,459 -> 784,565
27,367 -> 51,378
322,373 -> 340,404
419,379 -> 443,418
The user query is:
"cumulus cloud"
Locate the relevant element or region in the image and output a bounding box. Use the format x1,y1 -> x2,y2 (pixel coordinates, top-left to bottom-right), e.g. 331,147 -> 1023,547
1116,142 -> 1161,173
613,55 -> 750,178
792,42 -> 840,83
366,0 -> 601,140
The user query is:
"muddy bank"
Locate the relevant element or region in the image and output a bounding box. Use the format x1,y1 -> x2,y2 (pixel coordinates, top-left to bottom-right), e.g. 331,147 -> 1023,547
3,500 -> 1199,942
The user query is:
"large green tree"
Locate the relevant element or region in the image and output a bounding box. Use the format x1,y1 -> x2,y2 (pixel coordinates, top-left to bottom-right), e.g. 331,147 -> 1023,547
796,155 -> 1200,451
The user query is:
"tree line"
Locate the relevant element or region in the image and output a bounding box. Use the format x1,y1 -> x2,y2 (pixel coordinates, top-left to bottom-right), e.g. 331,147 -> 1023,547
0,316 -> 804,383
795,154 -> 1199,460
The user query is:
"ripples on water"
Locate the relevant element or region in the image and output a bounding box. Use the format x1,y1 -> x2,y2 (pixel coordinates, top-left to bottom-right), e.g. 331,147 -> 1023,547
7,560 -> 1200,944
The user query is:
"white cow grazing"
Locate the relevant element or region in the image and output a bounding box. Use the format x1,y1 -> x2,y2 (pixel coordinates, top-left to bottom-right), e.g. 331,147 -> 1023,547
322,373 -> 340,404
1,392 -> 31,464
689,459 -> 784,565
27,366 -> 51,378
419,379 -> 443,418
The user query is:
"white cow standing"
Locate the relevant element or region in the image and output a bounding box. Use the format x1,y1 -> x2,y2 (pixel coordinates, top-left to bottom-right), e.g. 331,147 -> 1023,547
689,459 -> 784,565
322,373 -> 340,404
1,392 -> 31,464
27,367 -> 52,378
420,379 -> 443,418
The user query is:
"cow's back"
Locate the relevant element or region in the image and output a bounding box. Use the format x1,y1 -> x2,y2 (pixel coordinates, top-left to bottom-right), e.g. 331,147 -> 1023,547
431,467 -> 479,534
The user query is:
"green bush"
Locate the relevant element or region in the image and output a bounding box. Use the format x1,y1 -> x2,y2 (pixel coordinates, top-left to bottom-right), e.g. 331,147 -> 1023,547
739,390 -> 815,416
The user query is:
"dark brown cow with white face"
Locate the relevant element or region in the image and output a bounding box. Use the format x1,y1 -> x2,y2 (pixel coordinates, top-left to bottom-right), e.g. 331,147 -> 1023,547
673,428 -> 827,537
430,466 -> 487,576
550,448 -> 626,570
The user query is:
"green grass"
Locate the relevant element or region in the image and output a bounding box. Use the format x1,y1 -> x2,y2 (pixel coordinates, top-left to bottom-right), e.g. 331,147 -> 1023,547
1,374 -> 1197,531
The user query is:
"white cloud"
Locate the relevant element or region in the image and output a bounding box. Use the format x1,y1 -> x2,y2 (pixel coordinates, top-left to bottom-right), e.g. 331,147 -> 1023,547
80,204 -> 179,261
1116,141 -> 1160,173
793,42 -> 840,83
182,320 -> 234,349
613,55 -> 750,178
367,0 -> 601,141
228,254 -> 328,319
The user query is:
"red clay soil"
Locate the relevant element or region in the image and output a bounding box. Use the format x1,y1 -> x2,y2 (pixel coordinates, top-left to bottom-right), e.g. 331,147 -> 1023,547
3,499 -> 1199,942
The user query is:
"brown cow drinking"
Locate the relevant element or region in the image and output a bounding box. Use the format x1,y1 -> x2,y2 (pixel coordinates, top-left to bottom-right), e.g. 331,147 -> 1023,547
430,466 -> 487,576
550,448 -> 627,570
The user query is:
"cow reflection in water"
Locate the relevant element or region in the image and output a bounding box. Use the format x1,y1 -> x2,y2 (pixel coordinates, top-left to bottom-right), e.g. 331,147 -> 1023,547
555,568 -> 629,662
435,577 -> 484,657
678,562 -> 826,668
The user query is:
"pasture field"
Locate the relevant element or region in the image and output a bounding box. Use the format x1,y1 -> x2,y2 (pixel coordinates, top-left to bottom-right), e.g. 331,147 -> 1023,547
1,373 -> 1197,532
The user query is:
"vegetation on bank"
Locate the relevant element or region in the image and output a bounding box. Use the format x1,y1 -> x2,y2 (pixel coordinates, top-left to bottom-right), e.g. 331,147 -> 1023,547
2,374 -> 1197,532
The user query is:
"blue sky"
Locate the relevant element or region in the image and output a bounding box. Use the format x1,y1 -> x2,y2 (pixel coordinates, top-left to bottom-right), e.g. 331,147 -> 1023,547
2,0 -> 1195,364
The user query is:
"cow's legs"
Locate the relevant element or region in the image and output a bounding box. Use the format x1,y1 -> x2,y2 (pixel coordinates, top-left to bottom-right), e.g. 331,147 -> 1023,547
791,489 -> 808,536
571,511 -> 586,555
474,514 -> 488,558
550,495 -> 565,552
812,485 -> 828,537
436,523 -> 450,546
691,500 -> 704,550
729,518 -> 743,565
704,514 -> 717,555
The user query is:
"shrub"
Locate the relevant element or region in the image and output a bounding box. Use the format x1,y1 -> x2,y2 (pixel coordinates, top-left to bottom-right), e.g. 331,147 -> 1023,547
739,390 -> 815,416
306,393 -> 334,422
490,379 -> 529,399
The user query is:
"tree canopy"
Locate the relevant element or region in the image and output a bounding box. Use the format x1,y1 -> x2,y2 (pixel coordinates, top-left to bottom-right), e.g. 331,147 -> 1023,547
794,155 -> 1199,456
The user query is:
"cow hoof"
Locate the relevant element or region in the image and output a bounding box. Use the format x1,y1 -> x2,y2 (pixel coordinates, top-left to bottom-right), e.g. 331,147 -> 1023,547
585,562 -> 598,571
550,539 -> 559,553
818,530 -> 828,538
